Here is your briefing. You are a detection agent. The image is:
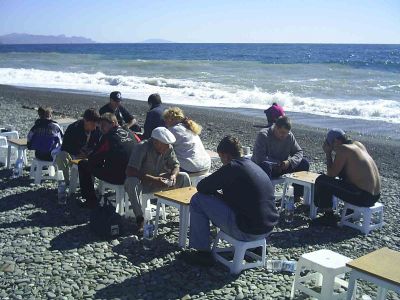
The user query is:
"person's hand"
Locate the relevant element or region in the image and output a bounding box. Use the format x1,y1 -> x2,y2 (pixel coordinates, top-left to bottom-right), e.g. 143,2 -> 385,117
156,176 -> 169,187
281,160 -> 290,170
322,141 -> 333,154
169,174 -> 177,186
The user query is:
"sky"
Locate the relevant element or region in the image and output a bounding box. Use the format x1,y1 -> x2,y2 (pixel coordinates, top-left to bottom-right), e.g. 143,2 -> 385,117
0,0 -> 399,43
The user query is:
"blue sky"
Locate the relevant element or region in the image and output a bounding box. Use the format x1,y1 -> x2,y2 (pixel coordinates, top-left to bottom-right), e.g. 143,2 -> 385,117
0,0 -> 399,43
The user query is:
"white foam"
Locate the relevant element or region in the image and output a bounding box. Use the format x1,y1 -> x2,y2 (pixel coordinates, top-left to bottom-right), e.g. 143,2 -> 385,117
1,67 -> 400,123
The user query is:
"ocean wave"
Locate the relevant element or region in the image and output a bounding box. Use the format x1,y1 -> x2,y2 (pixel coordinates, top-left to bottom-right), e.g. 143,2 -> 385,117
1,67 -> 400,123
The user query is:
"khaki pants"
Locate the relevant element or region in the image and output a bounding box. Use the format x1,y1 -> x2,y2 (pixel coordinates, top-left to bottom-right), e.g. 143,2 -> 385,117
55,151 -> 72,185
124,172 -> 191,218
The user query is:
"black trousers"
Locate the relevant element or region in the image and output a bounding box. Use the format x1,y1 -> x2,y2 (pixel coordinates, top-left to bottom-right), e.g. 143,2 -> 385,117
314,174 -> 380,209
78,160 -> 125,205
260,158 -> 310,197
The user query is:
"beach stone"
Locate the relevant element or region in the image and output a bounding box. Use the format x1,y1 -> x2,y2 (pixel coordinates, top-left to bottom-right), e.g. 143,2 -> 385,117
46,292 -> 57,298
181,294 -> 191,300
1,261 -> 16,272
235,292 -> 244,300
18,228 -> 32,235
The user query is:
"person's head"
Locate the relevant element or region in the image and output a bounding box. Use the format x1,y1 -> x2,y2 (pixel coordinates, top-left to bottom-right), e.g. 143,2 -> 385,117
273,116 -> 291,140
82,108 -> 100,132
326,128 -> 351,149
148,93 -> 162,109
38,106 -> 52,119
99,112 -> 118,134
151,127 -> 176,154
109,91 -> 122,110
217,135 -> 243,165
163,107 -> 202,135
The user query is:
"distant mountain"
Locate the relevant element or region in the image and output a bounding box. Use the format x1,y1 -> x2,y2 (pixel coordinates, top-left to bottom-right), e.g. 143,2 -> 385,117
140,38 -> 175,43
0,33 -> 96,44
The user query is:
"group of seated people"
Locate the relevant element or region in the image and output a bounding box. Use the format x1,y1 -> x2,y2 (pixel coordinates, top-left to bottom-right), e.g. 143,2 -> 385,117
26,94 -> 381,266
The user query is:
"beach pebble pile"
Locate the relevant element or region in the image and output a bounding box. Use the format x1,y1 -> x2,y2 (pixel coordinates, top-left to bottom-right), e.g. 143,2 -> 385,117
1,86 -> 399,299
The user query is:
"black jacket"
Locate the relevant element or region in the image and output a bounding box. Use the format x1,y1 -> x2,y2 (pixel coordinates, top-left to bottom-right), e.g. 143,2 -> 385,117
197,157 -> 279,235
61,120 -> 101,156
143,104 -> 165,139
88,126 -> 139,182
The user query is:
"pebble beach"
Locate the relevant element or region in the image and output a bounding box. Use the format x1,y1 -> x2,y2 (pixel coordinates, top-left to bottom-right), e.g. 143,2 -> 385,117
0,84 -> 399,300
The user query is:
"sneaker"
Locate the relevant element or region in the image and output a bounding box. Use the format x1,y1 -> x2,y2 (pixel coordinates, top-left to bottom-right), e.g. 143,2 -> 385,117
180,250 -> 215,267
310,212 -> 338,227
136,216 -> 144,236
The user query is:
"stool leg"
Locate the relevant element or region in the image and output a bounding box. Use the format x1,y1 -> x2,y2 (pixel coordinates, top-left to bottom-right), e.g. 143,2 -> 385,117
280,182 -> 289,212
320,273 -> 335,300
34,166 -> 42,184
161,203 -> 166,221
231,245 -> 246,274
362,210 -> 372,235
154,201 -> 161,237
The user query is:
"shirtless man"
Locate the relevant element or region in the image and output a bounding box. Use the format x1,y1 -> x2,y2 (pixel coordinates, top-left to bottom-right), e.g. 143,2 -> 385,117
312,128 -> 381,226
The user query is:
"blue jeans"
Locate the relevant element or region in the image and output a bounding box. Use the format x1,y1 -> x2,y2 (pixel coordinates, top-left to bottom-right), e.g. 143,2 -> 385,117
260,158 -> 310,198
189,193 -> 267,251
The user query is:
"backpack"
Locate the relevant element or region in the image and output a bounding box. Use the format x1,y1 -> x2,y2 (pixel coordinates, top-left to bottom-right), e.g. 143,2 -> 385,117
89,199 -> 122,239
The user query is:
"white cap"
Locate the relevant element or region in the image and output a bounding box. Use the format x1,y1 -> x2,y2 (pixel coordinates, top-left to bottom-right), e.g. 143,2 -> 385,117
151,127 -> 176,144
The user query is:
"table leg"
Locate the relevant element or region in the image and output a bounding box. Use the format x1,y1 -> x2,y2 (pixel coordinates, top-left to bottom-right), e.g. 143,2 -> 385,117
376,287 -> 387,300
309,184 -> 317,219
346,271 -> 357,300
180,205 -> 190,249
7,144 -> 11,169
154,201 -> 162,238
280,181 -> 289,212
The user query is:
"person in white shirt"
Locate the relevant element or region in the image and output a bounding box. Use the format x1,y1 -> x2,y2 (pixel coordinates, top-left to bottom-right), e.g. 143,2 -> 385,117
163,107 -> 211,174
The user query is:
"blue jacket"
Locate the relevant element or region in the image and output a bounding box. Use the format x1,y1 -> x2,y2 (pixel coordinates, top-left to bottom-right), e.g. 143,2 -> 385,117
27,119 -> 63,159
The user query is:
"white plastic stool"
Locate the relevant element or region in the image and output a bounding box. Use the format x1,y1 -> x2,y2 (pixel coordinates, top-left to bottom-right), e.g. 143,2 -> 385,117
142,193 -> 166,220
29,158 -> 57,184
291,249 -> 352,300
339,202 -> 384,235
68,164 -> 79,195
98,180 -> 129,216
212,230 -> 267,274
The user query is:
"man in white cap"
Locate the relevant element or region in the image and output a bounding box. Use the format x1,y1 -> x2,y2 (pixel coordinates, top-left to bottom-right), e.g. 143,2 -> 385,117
125,127 -> 191,231
312,128 -> 381,226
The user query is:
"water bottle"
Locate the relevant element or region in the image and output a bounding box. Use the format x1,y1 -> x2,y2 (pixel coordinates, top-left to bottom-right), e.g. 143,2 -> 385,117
266,259 -> 296,273
57,171 -> 67,205
285,186 -> 295,223
143,208 -> 155,250
12,158 -> 23,178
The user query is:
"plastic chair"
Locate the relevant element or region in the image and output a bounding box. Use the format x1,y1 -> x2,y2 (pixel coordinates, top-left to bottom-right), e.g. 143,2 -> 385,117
189,171 -> 210,187
68,164 -> 79,195
0,136 -> 8,165
98,180 -> 129,216
29,158 -> 57,184
142,193 -> 166,220
339,202 -> 384,235
212,230 -> 267,274
291,249 -> 352,300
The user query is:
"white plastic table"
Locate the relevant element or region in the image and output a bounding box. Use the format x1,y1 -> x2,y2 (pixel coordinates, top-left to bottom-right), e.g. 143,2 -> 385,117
7,138 -> 28,170
154,187 -> 197,248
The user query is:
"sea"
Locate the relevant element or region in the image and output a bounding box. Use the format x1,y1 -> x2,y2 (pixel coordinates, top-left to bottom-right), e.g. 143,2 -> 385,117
0,43 -> 399,138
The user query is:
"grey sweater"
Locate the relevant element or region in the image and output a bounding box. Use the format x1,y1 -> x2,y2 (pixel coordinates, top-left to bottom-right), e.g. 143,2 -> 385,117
251,126 -> 303,168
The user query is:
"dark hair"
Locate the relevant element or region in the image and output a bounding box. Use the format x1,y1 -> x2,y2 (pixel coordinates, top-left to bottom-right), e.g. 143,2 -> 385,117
99,112 -> 118,124
337,134 -> 352,144
148,93 -> 162,106
275,116 -> 291,130
38,106 -> 52,119
217,135 -> 242,158
83,108 -> 100,122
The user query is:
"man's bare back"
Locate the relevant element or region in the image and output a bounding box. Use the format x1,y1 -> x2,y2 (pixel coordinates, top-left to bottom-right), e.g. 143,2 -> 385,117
334,141 -> 381,195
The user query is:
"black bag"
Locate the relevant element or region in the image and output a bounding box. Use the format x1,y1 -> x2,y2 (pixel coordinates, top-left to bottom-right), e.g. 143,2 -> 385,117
89,199 -> 122,239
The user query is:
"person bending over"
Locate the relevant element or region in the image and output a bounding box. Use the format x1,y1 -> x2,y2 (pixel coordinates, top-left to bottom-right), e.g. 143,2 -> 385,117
125,127 -> 191,231
99,91 -> 141,133
264,102 -> 285,127
312,129 -> 381,226
182,136 -> 279,267
163,107 -> 211,174
252,116 -> 309,202
55,108 -> 101,186
78,113 -> 139,208
27,106 -> 63,162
